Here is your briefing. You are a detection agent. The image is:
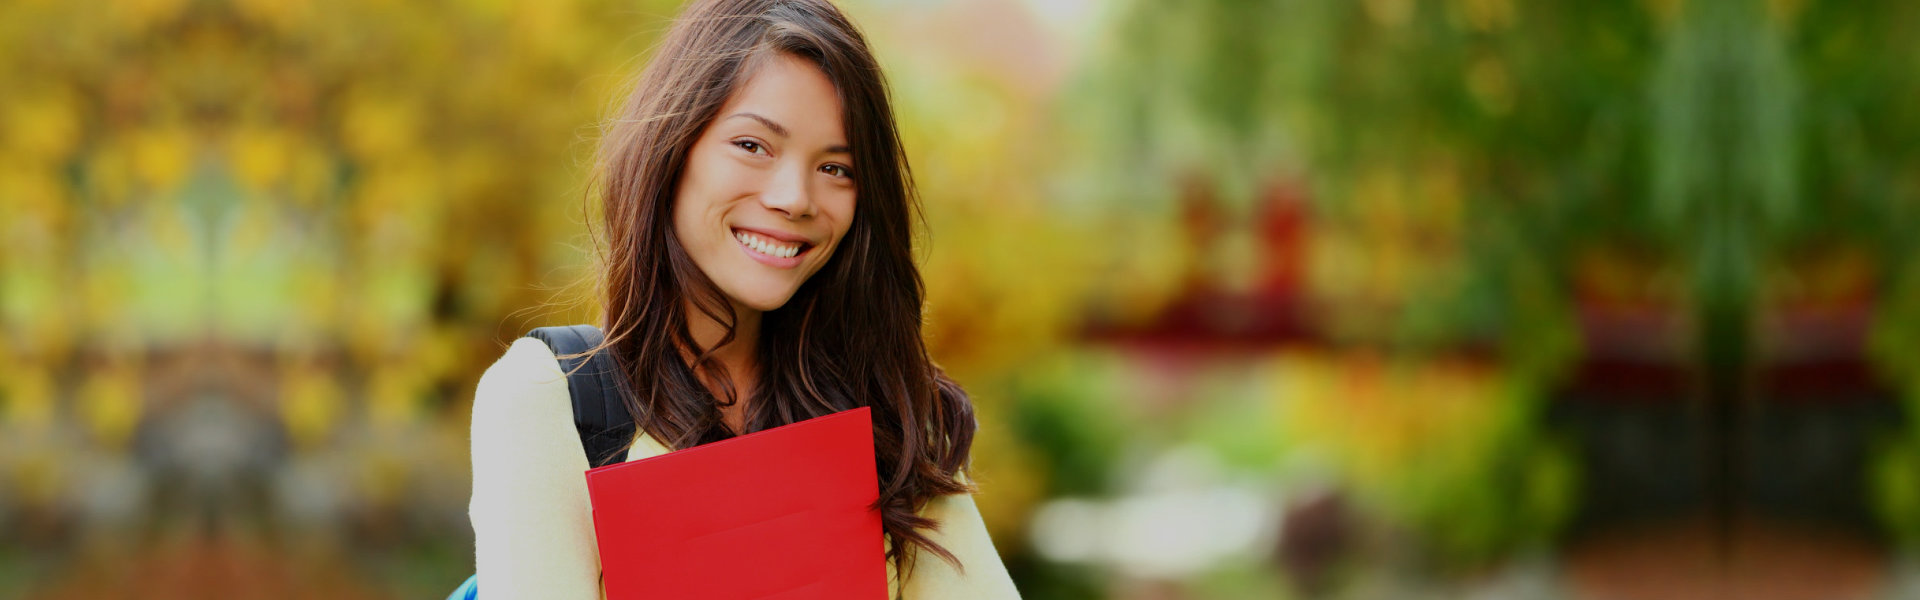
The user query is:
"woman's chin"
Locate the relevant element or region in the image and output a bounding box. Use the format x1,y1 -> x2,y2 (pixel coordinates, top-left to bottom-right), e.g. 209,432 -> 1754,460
723,285 -> 798,313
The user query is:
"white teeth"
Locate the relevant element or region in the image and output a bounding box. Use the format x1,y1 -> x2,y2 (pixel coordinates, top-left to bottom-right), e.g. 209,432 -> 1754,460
734,230 -> 801,259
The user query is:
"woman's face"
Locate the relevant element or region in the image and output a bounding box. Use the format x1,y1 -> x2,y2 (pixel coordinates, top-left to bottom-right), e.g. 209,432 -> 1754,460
673,52 -> 857,313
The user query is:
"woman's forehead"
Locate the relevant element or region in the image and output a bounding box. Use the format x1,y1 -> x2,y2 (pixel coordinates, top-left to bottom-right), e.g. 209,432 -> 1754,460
719,53 -> 848,149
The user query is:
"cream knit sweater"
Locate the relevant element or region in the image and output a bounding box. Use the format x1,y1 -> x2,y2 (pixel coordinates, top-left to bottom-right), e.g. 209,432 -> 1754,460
469,337 -> 1023,599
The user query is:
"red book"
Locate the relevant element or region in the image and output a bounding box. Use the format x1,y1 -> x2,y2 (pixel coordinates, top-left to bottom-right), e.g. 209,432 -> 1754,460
584,406 -> 889,599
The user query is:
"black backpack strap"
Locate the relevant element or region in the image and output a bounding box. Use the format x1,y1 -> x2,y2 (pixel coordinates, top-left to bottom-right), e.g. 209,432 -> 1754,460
525,325 -> 636,468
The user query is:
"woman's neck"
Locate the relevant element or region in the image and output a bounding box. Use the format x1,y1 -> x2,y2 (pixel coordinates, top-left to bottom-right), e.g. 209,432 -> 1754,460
683,298 -> 760,434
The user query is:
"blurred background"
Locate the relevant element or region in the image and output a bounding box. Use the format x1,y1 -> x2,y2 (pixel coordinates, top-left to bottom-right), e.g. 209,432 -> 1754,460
4,0 -> 1920,598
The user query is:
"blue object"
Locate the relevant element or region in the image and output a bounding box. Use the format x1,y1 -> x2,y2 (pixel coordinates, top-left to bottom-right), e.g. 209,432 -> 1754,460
446,574 -> 478,600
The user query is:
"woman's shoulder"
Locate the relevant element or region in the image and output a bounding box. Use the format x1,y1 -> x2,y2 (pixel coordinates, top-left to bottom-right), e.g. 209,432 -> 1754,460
470,337 -> 575,446
888,473 -> 1024,598
477,337 -> 567,399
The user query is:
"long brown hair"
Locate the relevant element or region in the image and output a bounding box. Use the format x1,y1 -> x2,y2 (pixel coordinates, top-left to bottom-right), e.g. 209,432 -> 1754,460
582,0 -> 977,581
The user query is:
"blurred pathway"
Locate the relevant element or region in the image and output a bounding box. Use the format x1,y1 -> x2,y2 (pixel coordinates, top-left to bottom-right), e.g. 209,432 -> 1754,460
26,537 -> 390,600
1563,517 -> 1887,600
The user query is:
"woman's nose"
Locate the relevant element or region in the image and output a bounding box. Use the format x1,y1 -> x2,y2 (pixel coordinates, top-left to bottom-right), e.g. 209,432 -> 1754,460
758,165 -> 814,219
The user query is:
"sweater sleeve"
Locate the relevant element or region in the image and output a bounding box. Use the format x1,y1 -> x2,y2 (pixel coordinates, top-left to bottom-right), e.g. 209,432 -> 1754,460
469,337 -> 604,599
893,473 -> 1025,599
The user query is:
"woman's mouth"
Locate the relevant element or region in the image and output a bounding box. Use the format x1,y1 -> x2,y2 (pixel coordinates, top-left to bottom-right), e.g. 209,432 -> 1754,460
732,228 -> 813,266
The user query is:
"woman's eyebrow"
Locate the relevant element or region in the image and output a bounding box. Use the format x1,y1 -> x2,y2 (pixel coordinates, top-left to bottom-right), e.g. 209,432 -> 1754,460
725,112 -> 851,154
726,112 -> 789,138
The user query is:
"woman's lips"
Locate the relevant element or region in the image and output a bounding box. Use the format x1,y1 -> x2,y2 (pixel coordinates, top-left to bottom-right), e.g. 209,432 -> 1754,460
733,228 -> 811,268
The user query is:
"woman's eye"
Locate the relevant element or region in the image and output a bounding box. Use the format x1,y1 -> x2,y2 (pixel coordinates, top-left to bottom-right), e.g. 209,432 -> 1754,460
820,164 -> 852,178
733,140 -> 767,155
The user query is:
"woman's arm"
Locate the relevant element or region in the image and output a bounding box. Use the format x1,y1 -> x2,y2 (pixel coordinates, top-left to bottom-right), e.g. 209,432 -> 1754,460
469,337 -> 605,599
894,473 -> 1025,599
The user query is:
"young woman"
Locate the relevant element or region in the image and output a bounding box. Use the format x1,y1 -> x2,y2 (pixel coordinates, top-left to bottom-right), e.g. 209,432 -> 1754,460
467,0 -> 1021,597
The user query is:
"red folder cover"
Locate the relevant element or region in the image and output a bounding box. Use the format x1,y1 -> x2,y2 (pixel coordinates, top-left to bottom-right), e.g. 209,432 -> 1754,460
584,406 -> 888,600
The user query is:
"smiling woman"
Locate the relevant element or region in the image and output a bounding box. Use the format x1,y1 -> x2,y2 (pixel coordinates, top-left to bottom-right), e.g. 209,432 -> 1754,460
669,53 -> 860,434
674,53 -> 856,314
465,0 -> 1022,598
